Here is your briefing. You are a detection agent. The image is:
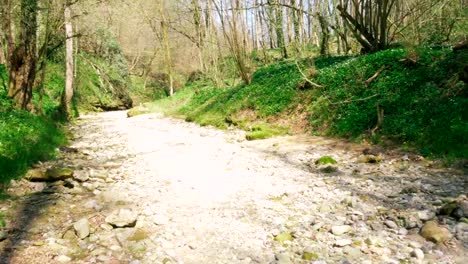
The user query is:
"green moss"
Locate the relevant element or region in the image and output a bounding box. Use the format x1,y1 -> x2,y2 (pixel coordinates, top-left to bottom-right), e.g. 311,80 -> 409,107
245,124 -> 289,140
315,156 -> 338,165
127,229 -> 149,241
302,252 -> 319,260
274,232 -> 294,243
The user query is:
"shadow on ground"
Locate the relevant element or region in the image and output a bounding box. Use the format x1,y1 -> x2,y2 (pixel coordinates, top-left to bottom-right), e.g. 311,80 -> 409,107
0,185 -> 59,263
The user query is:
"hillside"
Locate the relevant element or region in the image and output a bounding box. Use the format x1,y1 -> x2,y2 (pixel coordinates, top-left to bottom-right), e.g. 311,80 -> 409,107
136,47 -> 468,159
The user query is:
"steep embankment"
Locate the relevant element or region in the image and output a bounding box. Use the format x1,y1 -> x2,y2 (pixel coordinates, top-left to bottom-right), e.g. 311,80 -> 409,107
0,46 -> 133,183
138,47 -> 467,159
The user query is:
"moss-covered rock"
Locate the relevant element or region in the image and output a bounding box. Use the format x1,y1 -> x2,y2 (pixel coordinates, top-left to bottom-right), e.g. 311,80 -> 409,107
315,156 -> 337,166
420,221 -> 452,243
27,167 -> 74,182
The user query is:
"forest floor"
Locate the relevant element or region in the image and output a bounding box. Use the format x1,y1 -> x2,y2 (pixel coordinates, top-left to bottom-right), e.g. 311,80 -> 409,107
0,111 -> 466,264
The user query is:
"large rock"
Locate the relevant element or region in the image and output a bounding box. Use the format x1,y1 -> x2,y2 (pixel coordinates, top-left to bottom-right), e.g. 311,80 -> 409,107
420,221 -> 452,243
27,168 -> 74,182
105,209 -> 138,228
73,218 -> 90,239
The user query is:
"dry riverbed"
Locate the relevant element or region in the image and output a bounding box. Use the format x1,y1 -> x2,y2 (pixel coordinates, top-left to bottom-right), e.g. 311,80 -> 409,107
0,111 -> 466,264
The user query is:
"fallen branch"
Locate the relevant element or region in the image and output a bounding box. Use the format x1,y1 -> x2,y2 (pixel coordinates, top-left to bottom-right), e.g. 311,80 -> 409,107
364,66 -> 385,85
295,60 -> 323,88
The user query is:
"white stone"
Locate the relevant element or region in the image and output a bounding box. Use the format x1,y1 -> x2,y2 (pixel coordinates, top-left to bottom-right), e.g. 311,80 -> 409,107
334,239 -> 352,247
411,248 -> 424,259
331,225 -> 352,235
73,218 -> 90,239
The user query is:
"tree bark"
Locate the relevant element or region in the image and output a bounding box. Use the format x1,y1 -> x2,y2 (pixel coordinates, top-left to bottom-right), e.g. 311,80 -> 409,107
63,2 -> 74,117
7,0 -> 38,111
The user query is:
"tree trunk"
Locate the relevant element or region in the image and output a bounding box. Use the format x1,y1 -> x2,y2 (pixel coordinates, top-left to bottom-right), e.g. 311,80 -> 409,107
7,0 -> 38,111
317,13 -> 329,56
159,4 -> 174,96
62,2 -> 74,117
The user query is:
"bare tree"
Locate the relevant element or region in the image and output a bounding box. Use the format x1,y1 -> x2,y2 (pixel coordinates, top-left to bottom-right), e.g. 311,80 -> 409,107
337,0 -> 397,53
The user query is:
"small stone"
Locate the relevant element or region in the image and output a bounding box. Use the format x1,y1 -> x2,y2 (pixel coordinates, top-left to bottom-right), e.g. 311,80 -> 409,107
344,246 -> 362,258
275,253 -> 292,264
398,228 -> 408,235
384,220 -> 398,229
418,210 -> 435,221
312,222 -> 324,231
105,208 -> 138,228
411,248 -> 424,259
73,218 -> 90,239
409,241 -> 422,248
331,225 -> 352,235
0,231 -> 7,241
73,170 -> 90,182
357,155 -> 382,164
56,255 -> 72,263
420,221 -> 452,243
97,255 -> 110,262
335,239 -> 352,247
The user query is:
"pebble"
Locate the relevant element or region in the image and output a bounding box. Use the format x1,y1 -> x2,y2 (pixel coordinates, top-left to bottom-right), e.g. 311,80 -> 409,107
384,220 -> 399,229
418,210 -> 435,221
331,225 -> 352,235
275,253 -> 292,264
334,239 -> 352,247
411,248 -> 424,259
56,255 -> 72,263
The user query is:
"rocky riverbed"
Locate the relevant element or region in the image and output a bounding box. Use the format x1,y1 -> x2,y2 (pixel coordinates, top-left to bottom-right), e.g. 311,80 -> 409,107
0,111 -> 466,264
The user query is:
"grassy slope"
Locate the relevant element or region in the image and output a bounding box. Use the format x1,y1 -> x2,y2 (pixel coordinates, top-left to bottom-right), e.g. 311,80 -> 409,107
0,65 -> 66,183
145,47 -> 467,158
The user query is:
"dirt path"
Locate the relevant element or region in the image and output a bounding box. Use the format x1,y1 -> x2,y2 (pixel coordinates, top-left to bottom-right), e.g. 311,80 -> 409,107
0,111 -> 466,264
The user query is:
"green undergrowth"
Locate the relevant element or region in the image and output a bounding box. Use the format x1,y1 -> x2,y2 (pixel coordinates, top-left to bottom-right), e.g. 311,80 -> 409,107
147,47 -> 467,158
0,66 -> 66,184
308,47 -> 467,158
